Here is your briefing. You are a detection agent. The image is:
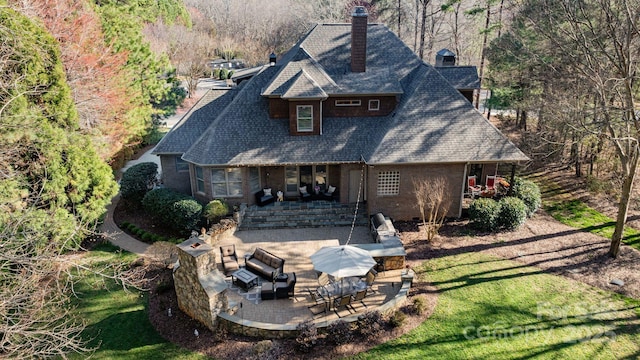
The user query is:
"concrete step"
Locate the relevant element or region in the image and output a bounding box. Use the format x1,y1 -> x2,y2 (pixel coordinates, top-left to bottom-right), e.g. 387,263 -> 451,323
239,201 -> 368,230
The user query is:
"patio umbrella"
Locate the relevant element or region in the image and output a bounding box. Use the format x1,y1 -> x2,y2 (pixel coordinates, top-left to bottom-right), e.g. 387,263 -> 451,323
310,245 -> 376,284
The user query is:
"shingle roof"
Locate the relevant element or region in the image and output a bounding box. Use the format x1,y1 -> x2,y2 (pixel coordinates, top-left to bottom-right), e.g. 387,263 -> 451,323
435,66 -> 480,90
282,70 -> 328,99
152,89 -> 237,155
180,23 -> 528,166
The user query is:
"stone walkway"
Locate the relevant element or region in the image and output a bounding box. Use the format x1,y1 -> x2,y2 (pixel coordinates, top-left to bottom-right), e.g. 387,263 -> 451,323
99,194 -> 155,257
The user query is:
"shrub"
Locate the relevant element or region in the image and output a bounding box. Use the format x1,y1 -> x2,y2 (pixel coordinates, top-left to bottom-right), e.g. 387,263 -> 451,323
325,320 -> 353,345
227,70 -> 234,79
213,68 -> 220,79
497,196 -> 527,230
356,311 -> 384,338
511,178 -> 541,217
127,223 -> 137,232
135,228 -> 146,237
142,188 -> 203,233
204,199 -> 229,223
119,162 -> 158,205
388,310 -> 406,328
141,232 -> 154,242
413,296 -> 426,315
219,68 -> 228,80
295,320 -> 317,353
469,197 -> 500,231
121,221 -> 130,228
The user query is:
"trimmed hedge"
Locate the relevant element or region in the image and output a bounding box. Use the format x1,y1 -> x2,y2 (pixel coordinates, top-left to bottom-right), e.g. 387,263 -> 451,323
120,162 -> 158,204
497,197 -> 527,230
469,196 -> 528,231
142,188 -> 202,233
469,197 -> 500,231
204,199 -> 229,223
511,177 -> 541,217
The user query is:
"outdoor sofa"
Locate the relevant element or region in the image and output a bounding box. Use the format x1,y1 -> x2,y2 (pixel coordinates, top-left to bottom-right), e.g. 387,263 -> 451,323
245,247 -> 284,281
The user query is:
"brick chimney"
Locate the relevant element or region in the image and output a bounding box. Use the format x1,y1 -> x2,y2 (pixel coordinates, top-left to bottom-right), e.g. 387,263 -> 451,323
351,6 -> 368,73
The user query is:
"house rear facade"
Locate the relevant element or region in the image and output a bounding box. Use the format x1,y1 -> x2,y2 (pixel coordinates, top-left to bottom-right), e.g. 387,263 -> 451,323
153,7 -> 529,221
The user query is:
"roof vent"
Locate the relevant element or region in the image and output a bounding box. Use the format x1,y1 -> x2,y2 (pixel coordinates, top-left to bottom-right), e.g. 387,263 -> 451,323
436,48 -> 456,67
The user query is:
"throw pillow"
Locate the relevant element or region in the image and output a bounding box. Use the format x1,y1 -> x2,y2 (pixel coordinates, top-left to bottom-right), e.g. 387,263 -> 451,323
327,185 -> 336,194
263,188 -> 272,196
299,186 -> 308,194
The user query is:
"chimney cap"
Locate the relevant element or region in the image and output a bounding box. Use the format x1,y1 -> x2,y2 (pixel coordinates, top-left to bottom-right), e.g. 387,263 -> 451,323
352,6 -> 368,17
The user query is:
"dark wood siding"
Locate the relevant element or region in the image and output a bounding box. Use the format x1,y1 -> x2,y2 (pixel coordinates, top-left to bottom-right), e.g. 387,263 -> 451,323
323,96 -> 396,117
269,98 -> 289,118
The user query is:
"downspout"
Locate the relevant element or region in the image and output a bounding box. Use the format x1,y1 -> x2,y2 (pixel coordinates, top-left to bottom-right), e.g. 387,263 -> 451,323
459,163 -> 470,218
320,100 -> 323,135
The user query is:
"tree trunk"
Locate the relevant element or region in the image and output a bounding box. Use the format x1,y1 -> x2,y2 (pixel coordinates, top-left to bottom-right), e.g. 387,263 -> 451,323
418,0 -> 428,59
413,0 -> 419,52
610,157 -> 638,257
474,0 -> 491,109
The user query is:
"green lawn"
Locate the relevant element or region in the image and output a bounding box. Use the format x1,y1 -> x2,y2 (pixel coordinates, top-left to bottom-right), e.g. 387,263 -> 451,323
73,238 -> 640,359
545,199 -> 640,251
69,243 -> 206,360
356,252 -> 640,359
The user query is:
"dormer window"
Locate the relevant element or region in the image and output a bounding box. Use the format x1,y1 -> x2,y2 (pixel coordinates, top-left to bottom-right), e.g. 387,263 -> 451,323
335,99 -> 361,107
369,99 -> 380,111
297,105 -> 313,132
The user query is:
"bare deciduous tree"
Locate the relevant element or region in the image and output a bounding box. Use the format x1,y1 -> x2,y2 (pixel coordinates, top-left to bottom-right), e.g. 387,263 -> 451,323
413,177 -> 452,241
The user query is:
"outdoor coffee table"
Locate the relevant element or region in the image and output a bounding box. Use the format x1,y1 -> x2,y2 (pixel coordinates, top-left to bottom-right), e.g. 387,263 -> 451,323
231,268 -> 259,291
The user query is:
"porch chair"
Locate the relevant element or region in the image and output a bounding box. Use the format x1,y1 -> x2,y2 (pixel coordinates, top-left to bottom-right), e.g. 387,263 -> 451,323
486,175 -> 497,191
467,175 -> 482,197
219,245 -> 239,275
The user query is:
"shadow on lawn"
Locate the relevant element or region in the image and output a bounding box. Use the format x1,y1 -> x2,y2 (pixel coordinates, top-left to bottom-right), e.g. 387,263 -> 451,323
84,307 -> 167,351
374,256 -> 640,359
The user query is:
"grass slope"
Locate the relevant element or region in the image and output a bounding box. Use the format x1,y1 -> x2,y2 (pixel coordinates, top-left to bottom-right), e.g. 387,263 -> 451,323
70,243 -> 205,360
357,252 -> 640,359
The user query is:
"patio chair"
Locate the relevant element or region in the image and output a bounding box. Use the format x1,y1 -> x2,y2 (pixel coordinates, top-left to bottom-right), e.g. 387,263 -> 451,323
486,175 -> 497,191
357,268 -> 377,294
375,258 -> 386,277
219,245 -> 239,274
318,272 -> 331,287
467,175 -> 482,197
333,295 -> 355,317
307,288 -> 330,316
351,289 -> 368,310
275,272 -> 296,299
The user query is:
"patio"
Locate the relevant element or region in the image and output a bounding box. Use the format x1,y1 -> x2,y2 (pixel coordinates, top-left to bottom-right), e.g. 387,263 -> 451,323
214,226 -> 408,332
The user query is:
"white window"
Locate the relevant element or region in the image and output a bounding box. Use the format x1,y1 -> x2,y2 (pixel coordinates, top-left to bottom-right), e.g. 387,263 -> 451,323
195,166 -> 205,193
297,105 -> 313,132
176,157 -> 189,172
369,99 -> 380,111
335,99 -> 361,106
377,171 -> 400,196
211,168 -> 243,197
